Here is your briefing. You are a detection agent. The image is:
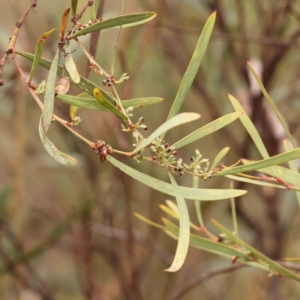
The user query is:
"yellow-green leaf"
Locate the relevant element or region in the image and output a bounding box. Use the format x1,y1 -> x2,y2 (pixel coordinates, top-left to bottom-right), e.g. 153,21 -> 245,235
64,42 -> 80,83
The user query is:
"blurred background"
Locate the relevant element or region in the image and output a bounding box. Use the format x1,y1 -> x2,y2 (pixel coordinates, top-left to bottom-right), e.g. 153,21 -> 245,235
1,0 -> 300,299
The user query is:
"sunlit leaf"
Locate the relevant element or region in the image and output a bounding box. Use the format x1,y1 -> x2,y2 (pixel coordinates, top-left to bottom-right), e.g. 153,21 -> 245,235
93,88 -> 128,124
132,113 -> 200,154
56,93 -> 163,110
212,219 -> 300,282
60,7 -> 70,41
71,0 -> 78,16
39,115 -> 77,165
210,147 -> 230,172
215,148 -> 300,177
167,12 -> 216,121
160,204 -> 180,219
172,112 -> 241,149
64,42 -> 80,83
164,172 -> 190,272
107,156 -> 247,200
43,49 -> 60,132
29,28 -> 56,83
16,51 -> 115,102
165,199 -> 179,215
248,62 -> 296,148
69,12 -> 157,39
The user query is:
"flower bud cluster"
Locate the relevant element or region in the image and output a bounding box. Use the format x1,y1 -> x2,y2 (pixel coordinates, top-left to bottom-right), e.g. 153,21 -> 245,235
93,140 -> 113,163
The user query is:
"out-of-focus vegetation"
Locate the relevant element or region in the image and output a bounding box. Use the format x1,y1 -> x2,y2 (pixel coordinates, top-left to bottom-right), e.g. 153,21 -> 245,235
1,0 -> 300,299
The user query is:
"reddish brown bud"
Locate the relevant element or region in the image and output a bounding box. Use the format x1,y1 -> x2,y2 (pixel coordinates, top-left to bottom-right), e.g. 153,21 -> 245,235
95,140 -> 105,150
100,148 -> 107,163
231,256 -> 238,264
106,145 -> 113,155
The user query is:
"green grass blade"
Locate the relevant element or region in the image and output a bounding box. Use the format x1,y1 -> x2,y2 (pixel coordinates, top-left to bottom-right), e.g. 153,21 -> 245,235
132,113 -> 200,154
210,147 -> 230,172
16,51 -> 115,102
212,219 -> 300,282
39,115 -> 77,165
56,93 -> 163,110
29,28 -> 56,83
172,112 -> 241,149
106,156 -> 247,200
165,172 -> 190,272
167,12 -> 216,121
93,88 -> 128,124
248,62 -> 296,149
43,49 -> 60,132
215,148 -> 300,177
69,12 -> 156,39
64,42 -> 80,83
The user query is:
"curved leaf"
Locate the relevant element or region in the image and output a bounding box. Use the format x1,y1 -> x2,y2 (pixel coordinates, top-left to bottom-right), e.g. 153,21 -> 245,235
39,115 -> 77,165
210,147 -> 230,172
69,12 -> 157,39
132,113 -> 200,154
64,42 -> 80,83
44,49 -> 60,132
165,173 -> 190,272
107,156 -> 247,200
167,12 -> 216,121
172,112 -> 241,149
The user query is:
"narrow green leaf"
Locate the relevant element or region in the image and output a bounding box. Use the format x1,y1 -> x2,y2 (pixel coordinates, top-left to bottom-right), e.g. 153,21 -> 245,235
56,93 -> 163,110
39,115 -> 77,165
164,172 -> 190,272
242,159 -> 300,188
228,94 -> 270,160
226,175 -> 285,189
283,139 -> 300,205
248,62 -> 296,148
69,12 -> 157,39
172,112 -> 241,149
43,49 -> 60,132
134,213 -> 165,230
29,28 -> 56,83
165,200 -> 179,215
93,0 -> 101,20
93,88 -> 128,124
210,147 -> 230,172
64,42 -> 80,83
132,113 -> 200,154
215,148 -> 300,177
212,219 -> 300,282
107,156 -> 247,200
164,219 -> 250,259
160,204 -> 180,219
16,51 -> 115,102
71,0 -> 78,16
167,12 -> 216,121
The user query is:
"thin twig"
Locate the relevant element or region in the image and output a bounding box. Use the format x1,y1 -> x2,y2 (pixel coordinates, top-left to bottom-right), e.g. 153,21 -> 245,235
0,0 -> 37,86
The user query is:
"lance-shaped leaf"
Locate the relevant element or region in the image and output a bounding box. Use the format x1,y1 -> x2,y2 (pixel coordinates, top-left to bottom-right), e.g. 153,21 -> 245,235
167,12 -> 216,121
164,219 -> 251,259
210,147 -> 230,172
69,12 -> 157,39
60,7 -> 70,41
248,62 -> 296,148
71,0 -> 78,16
215,148 -> 300,177
93,88 -> 128,124
16,51 -> 115,102
64,42 -> 80,83
134,213 -> 165,230
39,115 -> 77,165
56,93 -> 163,110
43,49 -> 60,132
29,28 -> 56,83
172,112 -> 241,149
212,219 -> 300,282
226,175 -> 285,189
106,156 -> 247,200
165,173 -> 190,272
93,0 -> 101,20
132,113 -> 200,155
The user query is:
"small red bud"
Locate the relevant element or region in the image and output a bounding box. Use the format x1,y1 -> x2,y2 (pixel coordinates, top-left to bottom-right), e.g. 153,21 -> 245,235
144,126 -> 148,130
106,145 -> 113,155
95,140 -> 105,150
100,148 -> 107,163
